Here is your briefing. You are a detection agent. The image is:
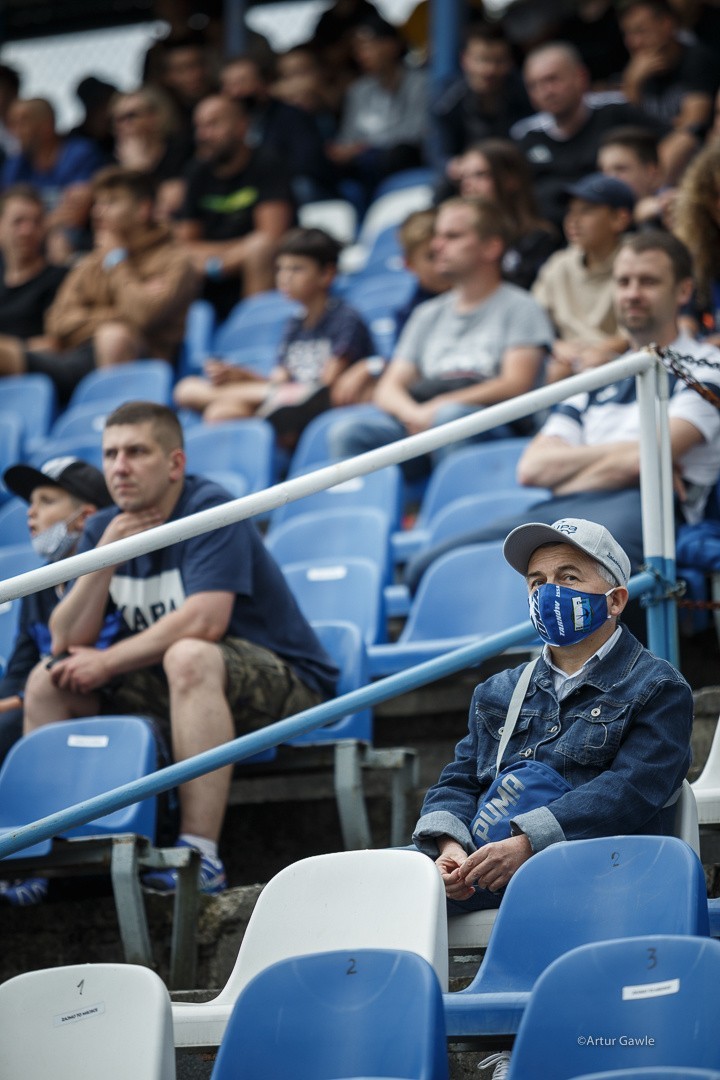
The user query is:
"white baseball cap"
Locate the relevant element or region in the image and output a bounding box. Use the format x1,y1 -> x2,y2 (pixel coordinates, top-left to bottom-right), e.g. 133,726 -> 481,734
503,518 -> 631,586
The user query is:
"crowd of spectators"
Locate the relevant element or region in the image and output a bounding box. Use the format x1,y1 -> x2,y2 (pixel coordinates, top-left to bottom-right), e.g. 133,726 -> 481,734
2,0 -> 720,900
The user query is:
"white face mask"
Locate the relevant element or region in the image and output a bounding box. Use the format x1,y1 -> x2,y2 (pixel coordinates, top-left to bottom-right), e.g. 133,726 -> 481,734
31,515 -> 80,562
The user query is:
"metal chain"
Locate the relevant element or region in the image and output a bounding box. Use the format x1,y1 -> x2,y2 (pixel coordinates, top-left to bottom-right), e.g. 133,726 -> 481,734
656,345 -> 720,409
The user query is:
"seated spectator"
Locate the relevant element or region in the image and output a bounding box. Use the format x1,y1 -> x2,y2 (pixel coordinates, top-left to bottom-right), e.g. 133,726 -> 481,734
392,207 -> 449,336
68,76 -> 118,160
404,231 -> 720,594
532,172 -> 635,381
512,42 -> 664,228
24,402 -> 338,895
430,21 -> 532,178
454,138 -> 561,290
619,0 -> 718,181
326,12 -> 427,211
0,64 -> 20,168
0,167 -> 199,404
272,47 -> 339,142
110,86 -> 193,187
0,184 -> 67,341
0,458 -> 114,839
174,226 -> 374,443
596,124 -> 668,227
552,0 -> 629,85
174,94 -> 294,319
0,98 -> 106,209
152,35 -> 219,145
673,141 -> 720,344
328,208 -> 450,409
414,517 -> 692,914
327,196 -> 554,479
220,54 -> 337,205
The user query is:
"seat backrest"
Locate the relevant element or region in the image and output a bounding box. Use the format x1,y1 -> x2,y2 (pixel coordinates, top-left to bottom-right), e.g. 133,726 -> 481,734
28,434 -> 104,470
213,291 -> 300,354
184,419 -> 275,494
297,198 -> 358,245
566,1069 -> 720,1079
210,948 -> 449,1080
0,416 -> 24,501
49,401 -> 111,440
0,499 -> 32,548
67,359 -> 174,409
287,404 -> 379,476
0,543 -> 43,673
0,374 -> 57,446
266,506 -> 393,586
470,836 -> 710,997
399,542 -> 530,644
271,461 -> 403,530
425,490 -> 546,549
282,557 -> 386,646
0,962 -> 175,1080
357,184 -> 433,248
507,935 -> 720,1080
214,849 -> 449,1005
285,619 -> 372,745
415,440 -> 532,528
0,715 -> 158,857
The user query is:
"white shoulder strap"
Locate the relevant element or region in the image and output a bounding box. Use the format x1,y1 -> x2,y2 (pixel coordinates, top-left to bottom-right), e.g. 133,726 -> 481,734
495,657 -> 540,776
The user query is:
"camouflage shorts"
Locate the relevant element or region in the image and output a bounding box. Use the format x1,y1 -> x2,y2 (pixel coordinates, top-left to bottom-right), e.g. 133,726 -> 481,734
103,636 -> 324,740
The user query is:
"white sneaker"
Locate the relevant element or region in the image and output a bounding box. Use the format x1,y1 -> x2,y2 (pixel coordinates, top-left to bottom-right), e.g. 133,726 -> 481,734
478,1050 -> 511,1079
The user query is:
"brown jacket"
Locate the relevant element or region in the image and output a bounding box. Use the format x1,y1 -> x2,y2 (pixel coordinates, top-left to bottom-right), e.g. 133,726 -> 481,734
45,226 -> 200,360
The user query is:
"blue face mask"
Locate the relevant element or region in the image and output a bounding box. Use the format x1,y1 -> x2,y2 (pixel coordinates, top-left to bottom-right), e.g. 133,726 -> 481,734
529,582 -> 617,647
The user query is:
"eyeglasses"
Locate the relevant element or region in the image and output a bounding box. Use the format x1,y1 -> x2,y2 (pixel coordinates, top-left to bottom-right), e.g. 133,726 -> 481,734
113,109 -> 149,124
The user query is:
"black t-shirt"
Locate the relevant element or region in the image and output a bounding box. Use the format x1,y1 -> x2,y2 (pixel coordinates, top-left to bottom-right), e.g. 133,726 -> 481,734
179,146 -> 294,241
0,262 -> 68,338
639,42 -> 719,126
513,101 -> 666,227
432,72 -> 533,162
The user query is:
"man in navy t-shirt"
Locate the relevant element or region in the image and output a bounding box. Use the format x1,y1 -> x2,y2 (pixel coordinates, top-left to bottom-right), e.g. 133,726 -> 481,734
23,401 -> 338,894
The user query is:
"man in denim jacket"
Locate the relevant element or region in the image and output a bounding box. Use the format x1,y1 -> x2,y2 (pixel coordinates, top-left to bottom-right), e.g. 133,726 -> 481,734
413,517 -> 693,911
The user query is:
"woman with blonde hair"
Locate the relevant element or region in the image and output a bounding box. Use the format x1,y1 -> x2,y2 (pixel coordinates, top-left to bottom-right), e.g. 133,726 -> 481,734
673,141 -> 720,342
110,84 -> 192,185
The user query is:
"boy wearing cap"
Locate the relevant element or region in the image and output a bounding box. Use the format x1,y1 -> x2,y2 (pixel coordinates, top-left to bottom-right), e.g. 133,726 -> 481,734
531,172 -> 635,382
413,517 -> 692,909
0,456 -> 113,906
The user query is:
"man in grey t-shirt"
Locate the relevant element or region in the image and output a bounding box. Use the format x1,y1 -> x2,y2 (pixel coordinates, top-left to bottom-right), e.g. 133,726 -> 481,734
327,196 -> 554,476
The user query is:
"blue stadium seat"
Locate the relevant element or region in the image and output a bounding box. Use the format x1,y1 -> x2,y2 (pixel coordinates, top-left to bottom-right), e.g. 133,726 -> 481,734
266,506 -> 393,587
285,620 -> 372,745
46,400 -> 110,441
568,1070 -> 720,1079
282,557 -> 386,646
184,419 -> 276,494
213,291 -> 300,359
444,835 -> 710,1040
287,404 -> 379,476
65,359 -> 174,411
373,167 -> 437,199
210,948 -> 449,1080
423,490 -> 549,550
0,374 -> 57,453
271,461 -> 403,530
0,715 -> 158,857
506,935 -> 720,1079
0,498 -> 30,548
0,544 -> 43,674
27,434 -> 103,471
392,439 -> 534,562
0,415 -> 24,504
368,541 -> 536,677
0,714 -> 199,986
177,298 -> 217,377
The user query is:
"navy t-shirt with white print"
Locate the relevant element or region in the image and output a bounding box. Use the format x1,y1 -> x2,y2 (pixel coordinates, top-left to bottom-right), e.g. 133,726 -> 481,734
76,474 -> 338,697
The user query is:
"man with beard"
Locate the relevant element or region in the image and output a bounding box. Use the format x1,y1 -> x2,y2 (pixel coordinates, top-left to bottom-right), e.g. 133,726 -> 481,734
404,230 -> 720,593
174,94 -> 294,317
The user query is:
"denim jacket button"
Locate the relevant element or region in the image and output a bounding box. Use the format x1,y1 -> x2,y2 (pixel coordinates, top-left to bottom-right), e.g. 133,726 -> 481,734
591,707 -> 601,717
549,724 -> 559,734
522,748 -> 533,757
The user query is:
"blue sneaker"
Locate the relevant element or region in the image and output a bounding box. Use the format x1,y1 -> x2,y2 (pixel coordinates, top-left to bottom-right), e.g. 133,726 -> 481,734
142,841 -> 227,896
0,877 -> 48,906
